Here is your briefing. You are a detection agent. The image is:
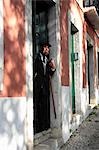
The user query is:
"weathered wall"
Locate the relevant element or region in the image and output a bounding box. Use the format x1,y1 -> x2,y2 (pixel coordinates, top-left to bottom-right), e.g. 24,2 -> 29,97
60,0 -> 99,144
0,0 -> 33,150
60,0 -> 84,143
60,0 -> 69,86
33,0 -> 99,149
0,0 -> 26,97
0,97 -> 26,150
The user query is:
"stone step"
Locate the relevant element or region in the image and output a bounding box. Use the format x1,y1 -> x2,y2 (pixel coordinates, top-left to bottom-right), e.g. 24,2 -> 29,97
34,137 -> 63,150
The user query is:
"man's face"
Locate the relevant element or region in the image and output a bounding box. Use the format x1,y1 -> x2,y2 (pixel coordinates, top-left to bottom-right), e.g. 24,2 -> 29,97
42,45 -> 50,56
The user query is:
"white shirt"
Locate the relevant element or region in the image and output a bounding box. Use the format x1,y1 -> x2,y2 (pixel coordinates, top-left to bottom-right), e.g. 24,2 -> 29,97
40,53 -> 48,75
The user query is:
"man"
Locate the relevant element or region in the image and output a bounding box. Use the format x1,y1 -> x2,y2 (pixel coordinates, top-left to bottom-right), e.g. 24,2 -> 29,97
34,42 -> 56,134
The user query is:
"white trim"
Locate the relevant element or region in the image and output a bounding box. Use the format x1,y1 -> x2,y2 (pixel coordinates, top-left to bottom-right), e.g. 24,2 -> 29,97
86,33 -> 94,46
0,0 -> 4,91
48,0 -> 62,130
85,33 -> 94,85
68,10 -> 72,115
86,33 -> 96,104
53,0 -> 57,2
68,10 -> 82,114
25,0 -> 33,148
76,0 -> 83,8
68,10 -> 79,30
97,47 -> 99,52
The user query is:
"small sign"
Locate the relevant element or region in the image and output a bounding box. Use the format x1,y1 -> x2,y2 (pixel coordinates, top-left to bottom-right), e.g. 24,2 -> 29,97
71,53 -> 79,61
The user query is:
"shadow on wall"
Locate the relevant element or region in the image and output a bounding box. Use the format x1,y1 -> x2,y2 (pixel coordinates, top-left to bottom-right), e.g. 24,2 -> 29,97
1,0 -> 26,97
0,98 -> 26,150
0,1 -> 33,149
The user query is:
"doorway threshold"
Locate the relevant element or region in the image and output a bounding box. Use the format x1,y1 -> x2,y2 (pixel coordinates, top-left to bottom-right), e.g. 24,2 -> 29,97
88,104 -> 96,109
34,137 -> 61,150
34,128 -> 51,146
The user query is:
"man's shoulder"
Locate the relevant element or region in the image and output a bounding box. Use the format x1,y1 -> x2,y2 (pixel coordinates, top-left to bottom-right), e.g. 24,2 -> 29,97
34,53 -> 42,63
35,53 -> 40,59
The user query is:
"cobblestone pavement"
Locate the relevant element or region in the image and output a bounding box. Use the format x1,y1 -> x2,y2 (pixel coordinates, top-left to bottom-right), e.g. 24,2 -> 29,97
60,106 -> 99,150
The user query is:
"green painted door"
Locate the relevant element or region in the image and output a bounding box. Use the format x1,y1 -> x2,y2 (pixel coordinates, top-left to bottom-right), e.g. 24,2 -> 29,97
71,34 -> 75,114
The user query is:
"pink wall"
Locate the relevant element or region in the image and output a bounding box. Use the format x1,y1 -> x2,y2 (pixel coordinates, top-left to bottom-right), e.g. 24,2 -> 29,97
60,0 -> 83,86
60,0 -> 69,86
0,0 -> 26,97
60,0 -> 99,88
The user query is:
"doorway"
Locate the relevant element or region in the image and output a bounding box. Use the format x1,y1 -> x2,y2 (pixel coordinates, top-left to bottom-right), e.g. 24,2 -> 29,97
33,0 -> 55,134
87,41 -> 94,104
71,23 -> 78,114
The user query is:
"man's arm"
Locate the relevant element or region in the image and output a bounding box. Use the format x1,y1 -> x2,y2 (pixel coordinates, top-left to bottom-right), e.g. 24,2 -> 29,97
48,59 -> 56,76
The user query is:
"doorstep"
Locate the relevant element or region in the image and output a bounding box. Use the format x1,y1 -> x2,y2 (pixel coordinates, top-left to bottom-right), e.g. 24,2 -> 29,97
34,137 -> 63,150
34,129 -> 51,145
88,104 -> 96,109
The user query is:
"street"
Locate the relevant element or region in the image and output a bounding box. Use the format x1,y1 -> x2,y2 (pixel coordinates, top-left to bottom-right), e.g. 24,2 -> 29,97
60,106 -> 99,150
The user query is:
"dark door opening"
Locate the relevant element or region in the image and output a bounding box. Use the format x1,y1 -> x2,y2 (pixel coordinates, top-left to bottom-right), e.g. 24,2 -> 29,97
87,41 -> 94,104
87,44 -> 90,103
33,0 -> 55,134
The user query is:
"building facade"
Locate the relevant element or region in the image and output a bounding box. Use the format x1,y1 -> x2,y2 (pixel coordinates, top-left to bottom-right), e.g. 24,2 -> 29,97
0,0 -> 99,150
0,0 -> 33,150
33,0 -> 99,149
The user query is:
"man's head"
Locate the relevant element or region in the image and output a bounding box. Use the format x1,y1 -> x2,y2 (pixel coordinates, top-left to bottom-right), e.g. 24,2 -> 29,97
40,42 -> 51,56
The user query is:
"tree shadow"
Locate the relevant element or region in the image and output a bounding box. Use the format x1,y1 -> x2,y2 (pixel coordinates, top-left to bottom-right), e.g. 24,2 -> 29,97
1,0 -> 26,97
0,98 -> 26,150
0,0 -> 33,149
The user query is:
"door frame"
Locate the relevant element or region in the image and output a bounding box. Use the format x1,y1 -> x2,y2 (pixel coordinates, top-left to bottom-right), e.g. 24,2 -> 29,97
71,23 -> 78,114
86,33 -> 95,105
33,0 -> 56,135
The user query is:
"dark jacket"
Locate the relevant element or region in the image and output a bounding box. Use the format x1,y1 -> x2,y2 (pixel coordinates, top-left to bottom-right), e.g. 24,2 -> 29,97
33,52 -> 56,133
34,53 -> 55,98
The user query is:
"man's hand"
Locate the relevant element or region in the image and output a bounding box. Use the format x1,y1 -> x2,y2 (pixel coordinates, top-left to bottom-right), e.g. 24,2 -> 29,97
49,59 -> 56,70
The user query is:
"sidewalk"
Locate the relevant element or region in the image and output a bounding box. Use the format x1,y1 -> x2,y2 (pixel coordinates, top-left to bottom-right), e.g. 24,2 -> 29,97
60,105 -> 99,150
